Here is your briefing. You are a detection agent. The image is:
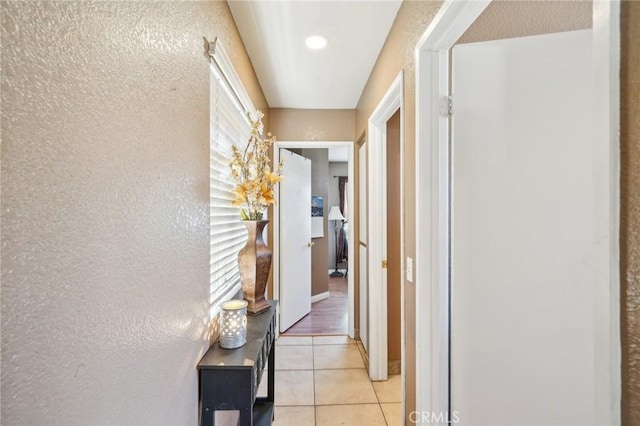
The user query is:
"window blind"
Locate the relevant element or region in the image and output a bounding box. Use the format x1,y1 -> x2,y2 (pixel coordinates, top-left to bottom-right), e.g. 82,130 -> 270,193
209,46 -> 254,318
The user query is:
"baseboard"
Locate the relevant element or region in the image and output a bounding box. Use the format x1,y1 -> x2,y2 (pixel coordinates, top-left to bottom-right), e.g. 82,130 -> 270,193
356,340 -> 370,374
388,360 -> 402,375
327,269 -> 347,275
311,291 -> 330,304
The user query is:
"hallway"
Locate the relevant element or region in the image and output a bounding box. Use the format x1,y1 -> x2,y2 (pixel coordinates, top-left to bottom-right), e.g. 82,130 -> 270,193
263,335 -> 401,425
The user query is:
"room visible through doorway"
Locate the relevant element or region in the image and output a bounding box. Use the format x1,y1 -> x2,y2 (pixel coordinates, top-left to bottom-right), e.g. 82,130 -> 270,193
283,275 -> 348,334
274,142 -> 355,337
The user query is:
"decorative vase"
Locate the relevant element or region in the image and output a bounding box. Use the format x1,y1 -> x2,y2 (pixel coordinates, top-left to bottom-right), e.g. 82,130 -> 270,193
238,220 -> 272,314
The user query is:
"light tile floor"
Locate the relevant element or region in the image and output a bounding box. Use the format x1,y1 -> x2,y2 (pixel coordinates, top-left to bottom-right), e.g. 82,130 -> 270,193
264,335 -> 402,426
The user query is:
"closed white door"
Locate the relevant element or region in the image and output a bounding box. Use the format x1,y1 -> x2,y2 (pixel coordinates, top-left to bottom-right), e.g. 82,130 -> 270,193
279,149 -> 312,332
451,30 -> 595,425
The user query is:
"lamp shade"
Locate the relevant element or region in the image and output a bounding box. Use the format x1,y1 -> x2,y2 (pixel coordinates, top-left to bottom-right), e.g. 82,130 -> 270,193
328,205 -> 345,221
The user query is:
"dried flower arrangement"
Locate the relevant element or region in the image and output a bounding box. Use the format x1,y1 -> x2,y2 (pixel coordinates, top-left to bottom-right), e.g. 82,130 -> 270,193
229,111 -> 283,221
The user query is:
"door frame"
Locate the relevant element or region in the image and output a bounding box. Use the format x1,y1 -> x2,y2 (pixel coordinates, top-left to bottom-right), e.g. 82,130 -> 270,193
367,71 -> 404,384
273,141 -> 355,339
414,0 -> 621,424
357,135 -> 368,353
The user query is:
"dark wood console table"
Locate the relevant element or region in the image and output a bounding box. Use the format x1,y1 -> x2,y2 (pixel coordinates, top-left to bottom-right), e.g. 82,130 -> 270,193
198,301 -> 277,426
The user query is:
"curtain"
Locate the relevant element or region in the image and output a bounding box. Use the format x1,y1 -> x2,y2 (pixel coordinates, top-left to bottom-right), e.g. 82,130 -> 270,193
339,176 -> 348,220
337,176 -> 348,262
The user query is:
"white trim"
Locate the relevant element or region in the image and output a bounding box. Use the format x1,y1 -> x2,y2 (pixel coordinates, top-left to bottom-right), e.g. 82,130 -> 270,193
592,1 -> 621,424
414,1 -> 621,425
414,1 -> 491,423
311,291 -> 330,304
416,1 -> 491,51
367,71 -> 404,382
209,38 -> 257,119
273,141 -> 356,340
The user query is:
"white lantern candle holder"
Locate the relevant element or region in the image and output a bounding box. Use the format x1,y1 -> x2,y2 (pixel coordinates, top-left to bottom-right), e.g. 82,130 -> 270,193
219,300 -> 248,349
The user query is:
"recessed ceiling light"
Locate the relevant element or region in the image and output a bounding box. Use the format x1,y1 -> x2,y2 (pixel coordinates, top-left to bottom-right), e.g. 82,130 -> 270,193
305,35 -> 328,50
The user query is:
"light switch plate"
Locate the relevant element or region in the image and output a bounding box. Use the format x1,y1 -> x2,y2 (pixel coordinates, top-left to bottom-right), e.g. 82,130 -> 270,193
406,257 -> 413,283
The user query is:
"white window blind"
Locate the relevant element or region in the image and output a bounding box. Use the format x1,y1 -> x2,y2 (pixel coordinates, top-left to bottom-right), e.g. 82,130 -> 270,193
209,40 -> 256,318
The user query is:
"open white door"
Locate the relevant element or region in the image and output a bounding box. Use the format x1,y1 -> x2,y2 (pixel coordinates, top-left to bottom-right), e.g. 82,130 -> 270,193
450,30 -> 596,425
279,149 -> 312,332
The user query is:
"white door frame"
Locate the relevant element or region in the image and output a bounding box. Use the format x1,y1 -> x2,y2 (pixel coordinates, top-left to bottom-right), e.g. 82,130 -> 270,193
414,0 -> 621,424
367,71 -> 404,383
358,137 -> 369,352
273,141 -> 355,339
591,2 -> 621,424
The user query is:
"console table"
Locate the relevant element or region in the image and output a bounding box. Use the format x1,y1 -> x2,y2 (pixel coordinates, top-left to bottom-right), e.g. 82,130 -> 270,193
198,300 -> 277,426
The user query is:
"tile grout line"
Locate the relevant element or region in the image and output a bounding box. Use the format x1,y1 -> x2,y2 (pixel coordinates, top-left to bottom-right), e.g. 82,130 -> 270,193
277,339 -> 399,425
369,361 -> 388,425
312,338 -> 317,426
380,401 -> 390,426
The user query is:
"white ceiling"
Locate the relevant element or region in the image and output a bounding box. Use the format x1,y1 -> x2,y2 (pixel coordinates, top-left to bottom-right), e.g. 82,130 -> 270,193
228,0 -> 402,109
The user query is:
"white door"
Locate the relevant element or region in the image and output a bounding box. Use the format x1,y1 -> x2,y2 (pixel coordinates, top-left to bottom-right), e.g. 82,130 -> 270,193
451,30 -> 595,425
279,149 -> 312,332
358,141 -> 368,351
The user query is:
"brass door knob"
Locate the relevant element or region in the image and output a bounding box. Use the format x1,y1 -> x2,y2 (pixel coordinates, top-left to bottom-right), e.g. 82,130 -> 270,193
307,241 -> 315,247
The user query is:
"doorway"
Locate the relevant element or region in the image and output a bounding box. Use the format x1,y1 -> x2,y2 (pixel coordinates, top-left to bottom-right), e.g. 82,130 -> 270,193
366,71 -> 405,390
414,1 -> 621,423
273,141 -> 355,338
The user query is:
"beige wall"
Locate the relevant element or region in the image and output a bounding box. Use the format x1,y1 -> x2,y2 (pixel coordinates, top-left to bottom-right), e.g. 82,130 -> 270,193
621,1 -> 640,424
386,110 -> 402,364
0,1 -> 268,424
270,108 -> 355,141
356,1 -> 444,419
457,0 -> 592,44
301,148 -> 330,297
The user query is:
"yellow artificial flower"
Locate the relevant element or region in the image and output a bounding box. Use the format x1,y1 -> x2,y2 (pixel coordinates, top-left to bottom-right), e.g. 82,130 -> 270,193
260,182 -> 275,205
231,185 -> 247,206
226,110 -> 283,220
265,172 -> 282,185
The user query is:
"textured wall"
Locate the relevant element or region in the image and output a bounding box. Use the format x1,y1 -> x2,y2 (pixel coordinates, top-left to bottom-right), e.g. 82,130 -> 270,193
0,2 -> 268,424
301,148 -> 330,297
457,0 -> 592,44
356,1 -> 444,419
269,108 -> 356,142
621,1 -> 640,423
